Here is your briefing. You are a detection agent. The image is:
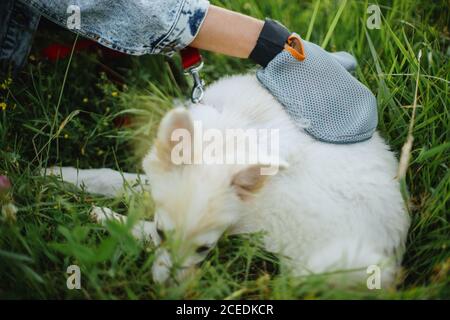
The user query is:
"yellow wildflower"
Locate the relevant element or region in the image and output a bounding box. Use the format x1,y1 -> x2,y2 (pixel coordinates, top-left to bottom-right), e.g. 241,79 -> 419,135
0,102 -> 6,111
0,78 -> 12,90
111,91 -> 118,97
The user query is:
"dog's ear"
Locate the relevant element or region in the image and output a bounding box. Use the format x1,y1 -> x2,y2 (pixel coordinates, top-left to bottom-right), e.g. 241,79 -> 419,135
231,161 -> 288,201
154,107 -> 194,167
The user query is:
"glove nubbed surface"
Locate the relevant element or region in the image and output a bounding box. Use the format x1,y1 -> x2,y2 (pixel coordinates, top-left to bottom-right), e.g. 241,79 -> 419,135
256,39 -> 378,144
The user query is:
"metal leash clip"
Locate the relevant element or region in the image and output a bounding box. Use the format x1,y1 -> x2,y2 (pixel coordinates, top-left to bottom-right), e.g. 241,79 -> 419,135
185,61 -> 205,104
180,47 -> 205,104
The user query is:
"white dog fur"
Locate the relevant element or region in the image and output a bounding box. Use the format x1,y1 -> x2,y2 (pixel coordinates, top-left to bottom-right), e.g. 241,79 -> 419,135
47,74 -> 410,288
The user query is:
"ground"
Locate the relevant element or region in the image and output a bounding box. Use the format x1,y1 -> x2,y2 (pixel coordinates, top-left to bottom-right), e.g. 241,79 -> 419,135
0,0 -> 448,299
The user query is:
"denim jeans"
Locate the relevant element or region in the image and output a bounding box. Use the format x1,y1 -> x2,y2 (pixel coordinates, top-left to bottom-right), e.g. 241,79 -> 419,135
1,0 -> 210,74
0,0 -> 40,75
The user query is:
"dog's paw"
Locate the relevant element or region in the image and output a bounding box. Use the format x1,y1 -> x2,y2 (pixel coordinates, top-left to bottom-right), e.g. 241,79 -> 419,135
90,206 -> 126,224
40,166 -> 62,177
90,206 -> 158,244
40,166 -> 78,181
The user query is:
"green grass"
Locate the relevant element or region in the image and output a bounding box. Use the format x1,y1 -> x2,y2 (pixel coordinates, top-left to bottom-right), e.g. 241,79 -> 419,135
0,0 -> 449,299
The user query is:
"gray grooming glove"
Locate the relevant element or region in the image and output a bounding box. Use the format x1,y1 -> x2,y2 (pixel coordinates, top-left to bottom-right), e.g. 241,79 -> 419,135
250,20 -> 377,144
257,37 -> 377,144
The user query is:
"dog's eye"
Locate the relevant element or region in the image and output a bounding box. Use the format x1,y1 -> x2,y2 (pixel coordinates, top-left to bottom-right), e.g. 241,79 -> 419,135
156,228 -> 165,241
196,245 -> 211,254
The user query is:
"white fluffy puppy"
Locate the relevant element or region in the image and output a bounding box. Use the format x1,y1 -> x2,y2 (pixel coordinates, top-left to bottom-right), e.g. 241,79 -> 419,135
47,74 -> 410,288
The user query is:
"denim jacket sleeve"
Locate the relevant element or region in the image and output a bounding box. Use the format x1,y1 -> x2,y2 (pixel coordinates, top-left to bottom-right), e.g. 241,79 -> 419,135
18,0 -> 210,55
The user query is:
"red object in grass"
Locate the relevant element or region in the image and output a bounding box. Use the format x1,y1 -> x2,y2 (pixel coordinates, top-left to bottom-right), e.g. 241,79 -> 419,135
42,43 -> 72,61
0,175 -> 11,191
113,115 -> 133,128
42,40 -> 126,61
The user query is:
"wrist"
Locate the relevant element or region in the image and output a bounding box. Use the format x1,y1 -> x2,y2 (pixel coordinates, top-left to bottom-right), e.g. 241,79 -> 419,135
249,19 -> 306,67
190,5 -> 264,58
249,18 -> 291,67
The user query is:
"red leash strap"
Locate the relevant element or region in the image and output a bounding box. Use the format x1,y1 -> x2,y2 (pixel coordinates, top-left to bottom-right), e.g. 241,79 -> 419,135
180,47 -> 202,69
180,47 -> 204,103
